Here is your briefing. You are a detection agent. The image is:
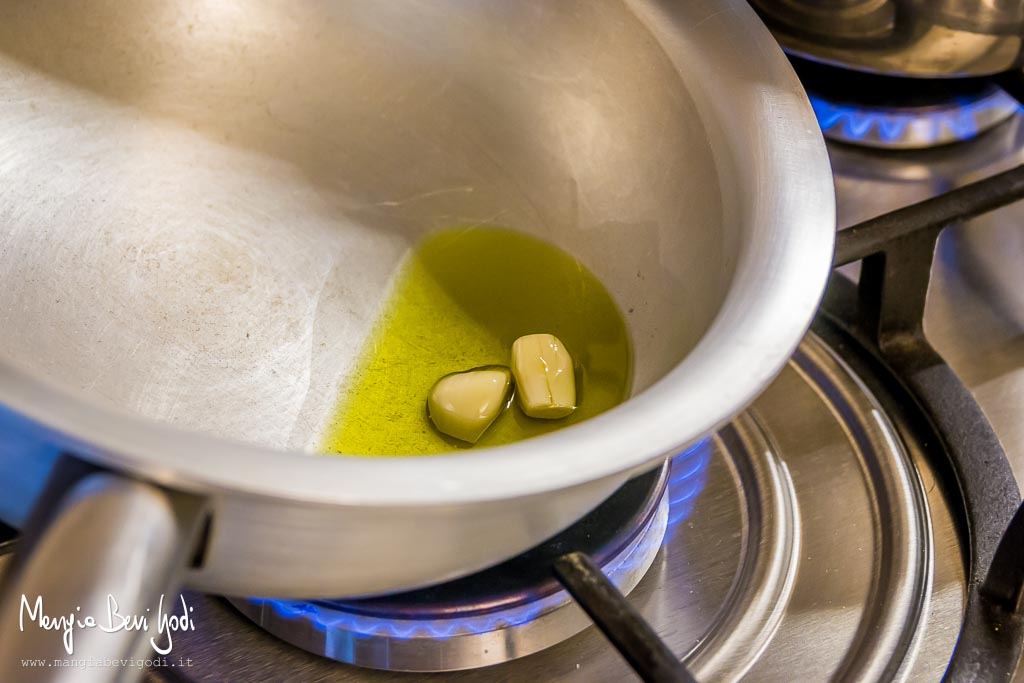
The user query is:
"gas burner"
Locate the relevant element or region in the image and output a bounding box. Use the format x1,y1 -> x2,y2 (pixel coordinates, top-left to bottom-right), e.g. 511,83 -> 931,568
151,328 -> 975,681
792,58 -> 1021,149
131,114 -> 1024,683
231,456 -> 687,672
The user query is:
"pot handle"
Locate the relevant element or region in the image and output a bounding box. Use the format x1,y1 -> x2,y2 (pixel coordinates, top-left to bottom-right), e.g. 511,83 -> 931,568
0,457 -> 207,682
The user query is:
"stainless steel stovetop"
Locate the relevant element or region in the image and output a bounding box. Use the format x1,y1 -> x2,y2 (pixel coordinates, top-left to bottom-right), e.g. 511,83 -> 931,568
131,95 -> 1024,682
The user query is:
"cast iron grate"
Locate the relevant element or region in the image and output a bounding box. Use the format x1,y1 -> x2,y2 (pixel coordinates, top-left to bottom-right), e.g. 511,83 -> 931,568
553,101 -> 1024,683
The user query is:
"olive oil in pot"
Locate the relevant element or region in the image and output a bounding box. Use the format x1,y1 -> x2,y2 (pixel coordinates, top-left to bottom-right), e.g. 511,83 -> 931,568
321,226 -> 632,456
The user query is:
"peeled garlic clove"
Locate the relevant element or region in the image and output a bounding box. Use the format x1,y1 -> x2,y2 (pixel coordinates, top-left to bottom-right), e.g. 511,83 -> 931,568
511,333 -> 576,419
427,367 -> 512,444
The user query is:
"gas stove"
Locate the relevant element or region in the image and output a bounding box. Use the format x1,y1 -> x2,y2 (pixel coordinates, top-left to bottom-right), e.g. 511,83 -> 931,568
147,328 -> 972,681
3,34 -> 1024,683
123,69 -> 1024,683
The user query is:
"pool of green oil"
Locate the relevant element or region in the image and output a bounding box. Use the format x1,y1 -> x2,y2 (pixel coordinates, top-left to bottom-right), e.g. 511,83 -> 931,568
321,227 -> 632,456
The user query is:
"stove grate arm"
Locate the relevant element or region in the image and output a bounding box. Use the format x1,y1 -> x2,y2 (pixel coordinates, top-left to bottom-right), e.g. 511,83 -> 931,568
554,551 -> 697,683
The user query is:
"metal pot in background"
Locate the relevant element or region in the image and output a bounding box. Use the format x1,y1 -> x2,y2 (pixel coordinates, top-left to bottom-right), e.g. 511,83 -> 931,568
751,0 -> 1024,77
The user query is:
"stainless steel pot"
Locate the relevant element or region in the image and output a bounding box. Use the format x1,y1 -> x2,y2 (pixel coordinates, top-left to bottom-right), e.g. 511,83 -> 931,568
0,0 -> 833,673
752,0 -> 1024,77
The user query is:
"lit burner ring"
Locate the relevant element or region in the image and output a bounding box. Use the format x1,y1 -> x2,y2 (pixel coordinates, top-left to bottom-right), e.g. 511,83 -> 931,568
232,443 -> 711,672
810,89 -> 1020,149
791,57 -> 1022,149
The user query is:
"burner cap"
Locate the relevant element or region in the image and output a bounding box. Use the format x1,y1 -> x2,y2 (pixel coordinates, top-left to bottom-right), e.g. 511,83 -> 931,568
792,58 -> 1020,149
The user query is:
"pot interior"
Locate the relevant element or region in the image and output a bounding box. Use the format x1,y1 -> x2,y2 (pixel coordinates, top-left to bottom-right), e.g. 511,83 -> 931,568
0,0 -> 734,452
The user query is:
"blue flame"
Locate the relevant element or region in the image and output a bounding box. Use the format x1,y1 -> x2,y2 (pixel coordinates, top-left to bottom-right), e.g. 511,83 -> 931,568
809,93 -> 1021,145
665,439 -> 712,540
248,440 -> 712,644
